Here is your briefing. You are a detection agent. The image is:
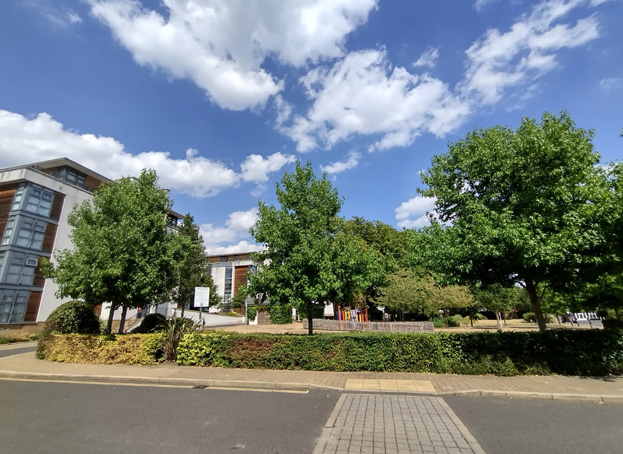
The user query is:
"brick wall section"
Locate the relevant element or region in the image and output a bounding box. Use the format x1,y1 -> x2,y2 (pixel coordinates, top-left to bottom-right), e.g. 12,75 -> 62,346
0,185 -> 18,238
24,291 -> 42,322
49,192 -> 65,221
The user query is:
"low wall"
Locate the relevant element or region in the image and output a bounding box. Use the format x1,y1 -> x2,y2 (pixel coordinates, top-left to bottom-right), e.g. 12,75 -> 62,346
303,319 -> 434,333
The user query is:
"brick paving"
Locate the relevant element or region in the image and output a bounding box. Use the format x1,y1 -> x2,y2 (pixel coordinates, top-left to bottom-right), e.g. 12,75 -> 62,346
314,394 -> 484,454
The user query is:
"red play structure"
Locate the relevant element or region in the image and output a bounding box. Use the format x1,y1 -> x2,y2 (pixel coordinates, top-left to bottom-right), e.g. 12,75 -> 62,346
335,296 -> 368,322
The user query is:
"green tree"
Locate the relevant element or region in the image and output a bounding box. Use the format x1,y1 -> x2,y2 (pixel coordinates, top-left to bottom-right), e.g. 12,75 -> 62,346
43,169 -> 182,333
375,268 -> 432,320
343,217 -> 407,264
249,162 -> 382,334
416,112 -> 607,331
171,214 -> 219,317
472,284 -> 528,327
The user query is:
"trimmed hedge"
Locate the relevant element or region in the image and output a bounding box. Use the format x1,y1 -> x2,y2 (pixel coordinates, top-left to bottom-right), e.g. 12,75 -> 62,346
37,329 -> 623,376
268,304 -> 293,324
38,333 -> 165,365
178,332 -> 447,372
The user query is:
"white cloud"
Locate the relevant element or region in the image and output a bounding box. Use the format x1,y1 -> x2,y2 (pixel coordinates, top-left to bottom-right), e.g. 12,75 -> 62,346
25,0 -> 82,29
474,0 -> 499,12
599,77 -> 622,90
461,0 -> 600,104
320,152 -> 361,174
283,49 -> 470,152
88,0 -> 377,110
0,109 -> 290,198
200,208 -> 261,255
205,241 -> 263,256
240,153 -> 295,183
413,47 -> 439,68
395,196 -> 437,229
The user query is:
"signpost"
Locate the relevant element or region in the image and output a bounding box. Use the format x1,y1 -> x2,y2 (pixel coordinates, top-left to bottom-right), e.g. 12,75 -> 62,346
194,287 -> 210,322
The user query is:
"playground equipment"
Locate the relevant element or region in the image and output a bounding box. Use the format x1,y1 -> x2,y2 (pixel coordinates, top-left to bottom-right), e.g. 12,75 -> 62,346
335,296 -> 368,322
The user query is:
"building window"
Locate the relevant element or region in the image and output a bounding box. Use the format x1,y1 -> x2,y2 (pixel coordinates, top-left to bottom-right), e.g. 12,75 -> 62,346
224,265 -> 233,302
2,216 -> 46,250
25,185 -> 54,217
0,289 -> 30,323
233,255 -> 238,261
220,256 -> 228,262
2,218 -> 16,246
57,166 -> 86,188
4,252 -> 38,285
11,184 -> 54,218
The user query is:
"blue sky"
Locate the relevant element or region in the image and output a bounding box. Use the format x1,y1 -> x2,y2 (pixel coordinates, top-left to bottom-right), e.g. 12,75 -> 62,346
0,0 -> 621,254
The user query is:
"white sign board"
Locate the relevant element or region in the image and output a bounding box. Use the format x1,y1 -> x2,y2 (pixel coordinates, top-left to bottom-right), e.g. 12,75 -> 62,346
194,287 -> 210,308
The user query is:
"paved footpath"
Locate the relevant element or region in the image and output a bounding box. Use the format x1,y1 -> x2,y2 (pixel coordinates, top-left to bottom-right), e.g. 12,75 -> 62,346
1,342 -> 623,402
315,394 -> 485,454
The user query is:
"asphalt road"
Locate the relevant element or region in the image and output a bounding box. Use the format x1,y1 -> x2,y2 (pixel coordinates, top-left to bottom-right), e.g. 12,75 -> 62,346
445,395 -> 623,454
0,345 -> 36,358
0,380 -> 340,454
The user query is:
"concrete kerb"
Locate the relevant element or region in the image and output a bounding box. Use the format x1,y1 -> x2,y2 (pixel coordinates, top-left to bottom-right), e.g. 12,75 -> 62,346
0,369 -> 311,392
445,389 -> 623,403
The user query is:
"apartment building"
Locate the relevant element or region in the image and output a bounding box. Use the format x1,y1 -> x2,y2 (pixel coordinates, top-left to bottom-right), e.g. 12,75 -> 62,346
207,252 -> 256,311
0,158 -> 180,329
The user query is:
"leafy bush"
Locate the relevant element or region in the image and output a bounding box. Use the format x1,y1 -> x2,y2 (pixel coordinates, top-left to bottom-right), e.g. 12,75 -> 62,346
42,301 -> 101,335
603,319 -> 623,330
39,328 -> 623,376
38,333 -> 165,365
445,330 -> 623,376
160,317 -> 198,362
177,332 -> 447,373
131,313 -> 167,333
447,314 -> 463,327
473,313 -> 487,320
269,304 -> 292,324
246,306 -> 259,323
0,336 -> 10,344
522,312 -> 555,323
431,317 -> 445,328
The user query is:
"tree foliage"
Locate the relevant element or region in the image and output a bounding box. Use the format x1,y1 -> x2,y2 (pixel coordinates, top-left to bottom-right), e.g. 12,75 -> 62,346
43,169 -> 182,333
249,162 -> 384,334
415,112 -> 607,331
170,213 -> 219,316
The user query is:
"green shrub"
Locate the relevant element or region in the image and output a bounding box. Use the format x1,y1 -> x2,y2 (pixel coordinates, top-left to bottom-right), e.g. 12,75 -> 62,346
37,301 -> 100,359
444,330 -> 623,376
177,332 -> 447,373
603,319 -> 623,330
447,314 -> 463,327
160,317 -> 198,362
431,317 -> 445,328
246,306 -> 259,323
269,304 -> 292,324
39,328 -> 623,377
473,313 -> 487,320
131,313 -> 167,333
38,333 -> 165,365
0,336 -> 10,344
42,301 -> 100,335
523,312 -> 554,323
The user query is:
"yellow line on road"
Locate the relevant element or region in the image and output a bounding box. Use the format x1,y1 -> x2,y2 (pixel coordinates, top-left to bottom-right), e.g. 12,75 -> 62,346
0,377 -> 309,393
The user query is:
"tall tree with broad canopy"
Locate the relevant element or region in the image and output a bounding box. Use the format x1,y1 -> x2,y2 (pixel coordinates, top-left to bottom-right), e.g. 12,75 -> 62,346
171,213 -> 219,317
43,169 -> 183,333
249,162 -> 384,334
415,112 -> 608,331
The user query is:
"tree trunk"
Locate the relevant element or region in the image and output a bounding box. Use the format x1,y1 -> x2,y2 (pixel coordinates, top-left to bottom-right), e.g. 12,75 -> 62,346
180,302 -> 185,318
525,280 -> 547,331
118,306 -> 128,334
106,304 -> 115,333
307,301 -> 314,335
496,311 -> 502,329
